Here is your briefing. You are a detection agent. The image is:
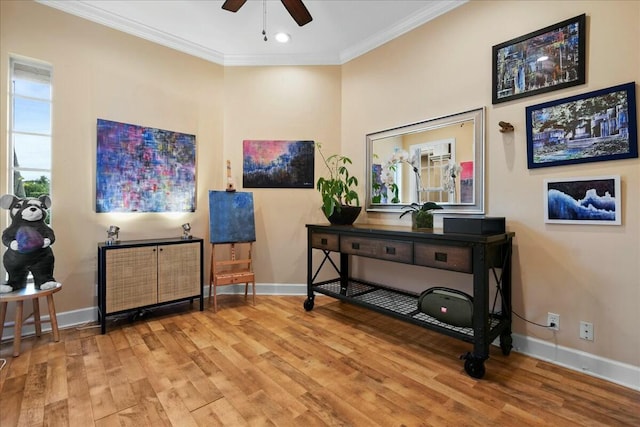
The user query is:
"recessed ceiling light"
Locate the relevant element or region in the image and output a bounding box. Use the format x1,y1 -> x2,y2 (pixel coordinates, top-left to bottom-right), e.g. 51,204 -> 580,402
275,32 -> 291,43
537,55 -> 549,62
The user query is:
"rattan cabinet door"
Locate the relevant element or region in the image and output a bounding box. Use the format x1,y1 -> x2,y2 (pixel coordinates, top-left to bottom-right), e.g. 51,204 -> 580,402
157,242 -> 201,303
105,246 -> 158,313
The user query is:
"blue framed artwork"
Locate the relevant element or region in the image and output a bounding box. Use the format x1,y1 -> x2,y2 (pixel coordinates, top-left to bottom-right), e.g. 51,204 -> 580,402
544,175 -> 621,225
526,82 -> 637,169
209,191 -> 256,243
242,140 -> 314,188
96,119 -> 196,212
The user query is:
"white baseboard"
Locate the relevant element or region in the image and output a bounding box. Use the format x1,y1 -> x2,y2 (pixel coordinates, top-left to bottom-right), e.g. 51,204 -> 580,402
2,283 -> 637,391
510,333 -> 639,391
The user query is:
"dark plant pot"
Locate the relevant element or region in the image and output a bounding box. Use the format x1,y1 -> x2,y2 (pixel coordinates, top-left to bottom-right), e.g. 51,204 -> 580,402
412,211 -> 434,229
325,206 -> 362,225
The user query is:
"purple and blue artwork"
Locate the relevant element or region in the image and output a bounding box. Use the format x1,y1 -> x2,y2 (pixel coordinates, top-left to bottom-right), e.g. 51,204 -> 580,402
544,176 -> 621,225
242,140 -> 314,188
96,119 -> 196,213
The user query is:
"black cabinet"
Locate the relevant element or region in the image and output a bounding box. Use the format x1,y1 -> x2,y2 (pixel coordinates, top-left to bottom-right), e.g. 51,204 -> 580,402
98,237 -> 204,334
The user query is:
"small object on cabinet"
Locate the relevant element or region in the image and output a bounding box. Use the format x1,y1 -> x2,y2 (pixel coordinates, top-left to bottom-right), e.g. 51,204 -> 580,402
181,223 -> 192,239
106,225 -> 120,245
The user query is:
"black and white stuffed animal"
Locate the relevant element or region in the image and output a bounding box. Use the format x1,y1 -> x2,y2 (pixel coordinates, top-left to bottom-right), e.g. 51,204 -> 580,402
0,194 -> 60,293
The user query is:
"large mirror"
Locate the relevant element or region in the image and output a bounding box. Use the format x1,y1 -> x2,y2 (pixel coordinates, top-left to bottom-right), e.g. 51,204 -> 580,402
366,107 -> 485,213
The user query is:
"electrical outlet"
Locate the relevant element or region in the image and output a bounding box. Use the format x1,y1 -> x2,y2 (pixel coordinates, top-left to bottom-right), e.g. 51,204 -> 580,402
547,312 -> 560,330
580,321 -> 594,341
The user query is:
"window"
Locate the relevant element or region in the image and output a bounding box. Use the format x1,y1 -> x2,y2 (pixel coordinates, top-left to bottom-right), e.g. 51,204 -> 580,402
9,57 -> 53,201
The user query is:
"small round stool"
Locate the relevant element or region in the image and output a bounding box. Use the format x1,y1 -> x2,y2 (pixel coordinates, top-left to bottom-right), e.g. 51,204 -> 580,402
0,283 -> 62,357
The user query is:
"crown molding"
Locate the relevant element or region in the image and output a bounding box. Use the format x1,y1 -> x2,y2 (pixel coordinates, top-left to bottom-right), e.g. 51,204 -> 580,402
37,0 -> 225,64
37,0 -> 466,66
339,0 -> 467,64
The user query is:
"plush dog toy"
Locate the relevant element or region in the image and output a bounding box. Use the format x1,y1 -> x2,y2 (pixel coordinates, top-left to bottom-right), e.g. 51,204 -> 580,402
0,194 -> 60,293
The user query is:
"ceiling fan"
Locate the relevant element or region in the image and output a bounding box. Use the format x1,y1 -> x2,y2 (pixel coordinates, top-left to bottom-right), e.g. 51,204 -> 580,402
222,0 -> 313,27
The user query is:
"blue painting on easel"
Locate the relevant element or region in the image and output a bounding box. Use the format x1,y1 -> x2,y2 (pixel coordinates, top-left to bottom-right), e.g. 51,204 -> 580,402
209,191 -> 256,243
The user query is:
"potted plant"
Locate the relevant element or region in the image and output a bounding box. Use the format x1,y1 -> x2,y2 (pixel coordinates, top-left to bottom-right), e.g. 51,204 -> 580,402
399,201 -> 443,229
315,142 -> 361,225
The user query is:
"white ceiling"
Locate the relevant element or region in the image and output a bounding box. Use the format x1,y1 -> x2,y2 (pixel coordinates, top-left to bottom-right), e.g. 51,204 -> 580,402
37,0 -> 467,66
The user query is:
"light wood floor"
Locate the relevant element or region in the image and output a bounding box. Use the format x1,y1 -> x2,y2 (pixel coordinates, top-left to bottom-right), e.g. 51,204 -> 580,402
1,295 -> 638,426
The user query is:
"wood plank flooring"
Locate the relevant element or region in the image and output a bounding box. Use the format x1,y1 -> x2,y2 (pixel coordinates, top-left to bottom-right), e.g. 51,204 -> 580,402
1,295 -> 639,426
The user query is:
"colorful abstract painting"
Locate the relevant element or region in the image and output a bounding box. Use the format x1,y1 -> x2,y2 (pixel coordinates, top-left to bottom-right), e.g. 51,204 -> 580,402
209,191 -> 256,243
96,119 -> 196,213
242,140 -> 314,188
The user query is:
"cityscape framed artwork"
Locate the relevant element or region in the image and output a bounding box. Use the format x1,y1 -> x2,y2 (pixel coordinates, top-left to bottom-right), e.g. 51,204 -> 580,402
96,119 -> 196,213
492,14 -> 586,104
526,82 -> 637,169
242,140 -> 314,188
544,175 -> 621,225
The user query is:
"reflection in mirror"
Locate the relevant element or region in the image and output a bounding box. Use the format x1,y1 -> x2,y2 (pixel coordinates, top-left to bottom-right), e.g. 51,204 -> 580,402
366,108 -> 484,213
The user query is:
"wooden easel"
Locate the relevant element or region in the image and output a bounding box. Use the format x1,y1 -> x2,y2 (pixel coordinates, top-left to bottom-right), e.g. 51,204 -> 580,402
209,242 -> 255,312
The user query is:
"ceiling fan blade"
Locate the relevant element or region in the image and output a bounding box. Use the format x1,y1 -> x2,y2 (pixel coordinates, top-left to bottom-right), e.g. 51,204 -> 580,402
222,0 -> 247,13
281,0 -> 313,26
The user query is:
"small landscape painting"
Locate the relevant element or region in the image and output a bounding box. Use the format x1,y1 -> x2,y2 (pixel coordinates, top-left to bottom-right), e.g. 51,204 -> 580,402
243,140 -> 314,188
544,175 -> 621,225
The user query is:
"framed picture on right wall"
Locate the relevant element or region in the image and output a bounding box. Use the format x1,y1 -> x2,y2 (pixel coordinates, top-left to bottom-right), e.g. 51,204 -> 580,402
543,175 -> 621,225
526,82 -> 637,169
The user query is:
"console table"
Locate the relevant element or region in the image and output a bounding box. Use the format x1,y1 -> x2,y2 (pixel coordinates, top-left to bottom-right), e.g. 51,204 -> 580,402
98,237 -> 204,334
304,224 -> 514,379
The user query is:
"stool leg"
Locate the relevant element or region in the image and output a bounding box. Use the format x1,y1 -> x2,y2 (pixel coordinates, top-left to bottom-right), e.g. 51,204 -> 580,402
33,298 -> 42,337
13,300 -> 24,357
46,294 -> 60,342
0,301 -> 7,344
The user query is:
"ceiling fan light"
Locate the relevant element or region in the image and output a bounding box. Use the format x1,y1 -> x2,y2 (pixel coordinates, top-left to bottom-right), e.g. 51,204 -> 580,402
275,32 -> 291,43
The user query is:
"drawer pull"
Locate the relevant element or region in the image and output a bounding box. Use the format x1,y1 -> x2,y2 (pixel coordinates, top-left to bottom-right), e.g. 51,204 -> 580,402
321,238 -> 328,245
435,252 -> 448,262
352,242 -> 360,250
385,246 -> 396,255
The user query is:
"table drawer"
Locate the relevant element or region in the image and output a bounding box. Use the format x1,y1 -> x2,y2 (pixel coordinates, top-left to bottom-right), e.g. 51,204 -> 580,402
341,236 -> 413,263
414,243 -> 472,273
311,232 -> 339,251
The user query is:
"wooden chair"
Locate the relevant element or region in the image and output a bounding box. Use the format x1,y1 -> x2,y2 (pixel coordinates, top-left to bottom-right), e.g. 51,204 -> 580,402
209,242 -> 255,312
0,283 -> 62,357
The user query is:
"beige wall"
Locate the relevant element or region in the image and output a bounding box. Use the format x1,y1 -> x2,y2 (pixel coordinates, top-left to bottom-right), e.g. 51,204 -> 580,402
1,0 -> 638,370
0,1 -> 225,313
344,1 -> 639,367
222,65 -> 341,283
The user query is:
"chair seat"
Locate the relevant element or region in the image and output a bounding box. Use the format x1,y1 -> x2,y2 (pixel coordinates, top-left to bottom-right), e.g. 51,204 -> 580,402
0,283 -> 62,357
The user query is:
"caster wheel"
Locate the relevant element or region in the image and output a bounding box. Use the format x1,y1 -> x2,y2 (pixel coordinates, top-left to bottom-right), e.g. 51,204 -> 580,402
303,297 -> 315,311
464,358 -> 486,379
500,334 -> 513,355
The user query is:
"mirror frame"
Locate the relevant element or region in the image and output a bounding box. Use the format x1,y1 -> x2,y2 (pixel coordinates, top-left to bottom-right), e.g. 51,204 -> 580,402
365,107 -> 485,214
